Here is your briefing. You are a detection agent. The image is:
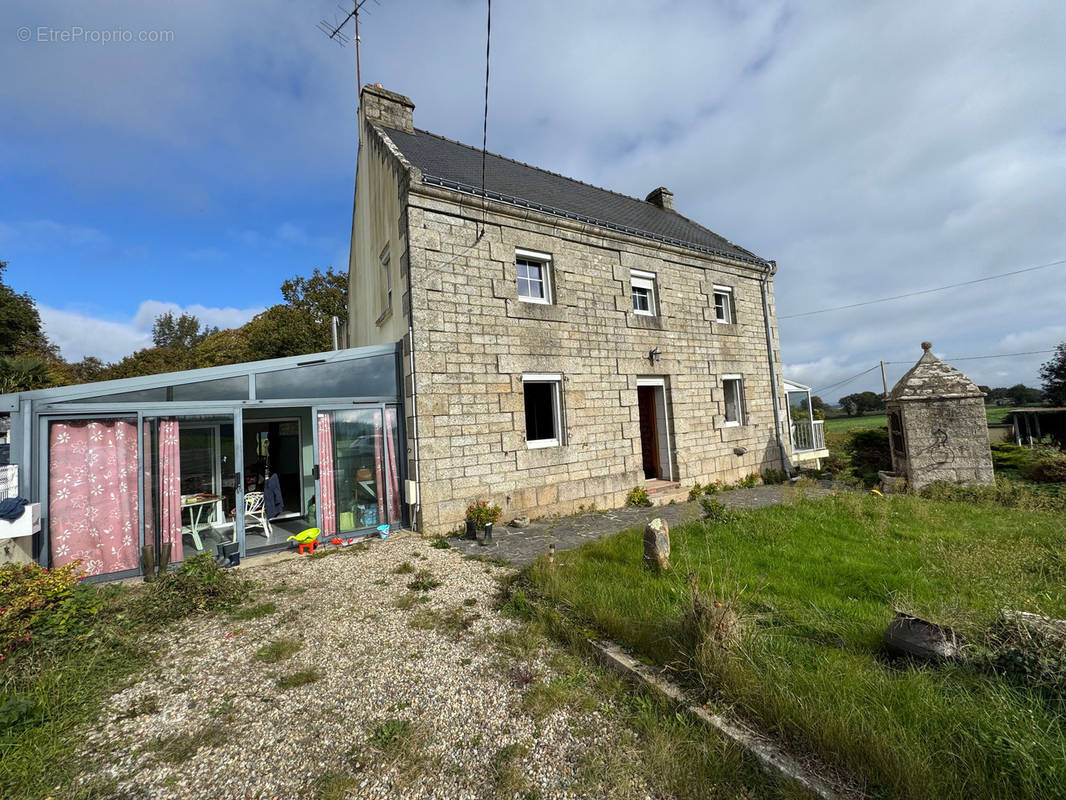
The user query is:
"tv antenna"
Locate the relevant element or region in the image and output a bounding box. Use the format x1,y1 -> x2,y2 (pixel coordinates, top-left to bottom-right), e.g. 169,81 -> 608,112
318,0 -> 378,94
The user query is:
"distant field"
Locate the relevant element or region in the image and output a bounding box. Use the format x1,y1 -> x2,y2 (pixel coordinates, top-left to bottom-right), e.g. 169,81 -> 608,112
822,414 -> 887,433
823,406 -> 1017,433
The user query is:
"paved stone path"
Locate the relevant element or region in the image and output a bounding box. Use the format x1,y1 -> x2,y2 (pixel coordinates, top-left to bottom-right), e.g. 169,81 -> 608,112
452,483 -> 832,567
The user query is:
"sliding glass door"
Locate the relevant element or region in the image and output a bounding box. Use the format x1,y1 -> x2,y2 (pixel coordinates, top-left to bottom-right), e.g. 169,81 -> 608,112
314,405 -> 402,537
143,413 -> 242,562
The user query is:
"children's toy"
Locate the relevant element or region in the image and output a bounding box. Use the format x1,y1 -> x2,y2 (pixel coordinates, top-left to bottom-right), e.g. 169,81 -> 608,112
287,527 -> 321,555
330,537 -> 343,546
377,524 -> 390,539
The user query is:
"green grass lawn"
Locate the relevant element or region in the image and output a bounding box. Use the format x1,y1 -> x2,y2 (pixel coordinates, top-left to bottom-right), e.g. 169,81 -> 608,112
824,406 -> 1020,434
526,494 -> 1066,800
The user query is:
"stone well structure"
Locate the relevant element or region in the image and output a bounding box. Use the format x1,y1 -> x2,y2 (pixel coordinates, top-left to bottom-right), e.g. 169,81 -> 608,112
885,342 -> 994,491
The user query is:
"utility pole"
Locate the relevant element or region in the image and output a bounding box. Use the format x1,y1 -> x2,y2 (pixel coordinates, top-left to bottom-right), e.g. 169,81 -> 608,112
880,360 -> 889,398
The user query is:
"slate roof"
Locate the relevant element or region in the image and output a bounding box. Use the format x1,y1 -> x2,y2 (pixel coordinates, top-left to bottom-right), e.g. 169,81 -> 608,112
381,126 -> 766,265
888,343 -> 985,401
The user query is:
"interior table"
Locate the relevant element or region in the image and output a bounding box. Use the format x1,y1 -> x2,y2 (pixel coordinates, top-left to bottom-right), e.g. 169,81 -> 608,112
180,495 -> 223,551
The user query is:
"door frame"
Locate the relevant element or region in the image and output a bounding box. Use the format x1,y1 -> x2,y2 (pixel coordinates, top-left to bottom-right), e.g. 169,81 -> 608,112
636,377 -> 675,481
241,414 -> 305,518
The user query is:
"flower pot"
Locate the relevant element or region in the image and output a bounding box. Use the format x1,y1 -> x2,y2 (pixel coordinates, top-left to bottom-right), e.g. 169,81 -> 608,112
480,522 -> 494,546
465,519 -> 477,539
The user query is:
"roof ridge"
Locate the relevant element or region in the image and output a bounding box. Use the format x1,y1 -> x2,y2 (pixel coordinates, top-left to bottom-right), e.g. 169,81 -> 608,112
385,125 -> 766,264
410,127 -> 741,236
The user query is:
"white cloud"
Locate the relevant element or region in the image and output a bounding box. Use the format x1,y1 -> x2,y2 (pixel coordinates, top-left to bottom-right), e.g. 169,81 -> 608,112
40,300 -> 263,362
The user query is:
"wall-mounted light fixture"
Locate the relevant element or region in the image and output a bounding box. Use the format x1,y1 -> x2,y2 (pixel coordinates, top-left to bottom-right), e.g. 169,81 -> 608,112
648,347 -> 662,365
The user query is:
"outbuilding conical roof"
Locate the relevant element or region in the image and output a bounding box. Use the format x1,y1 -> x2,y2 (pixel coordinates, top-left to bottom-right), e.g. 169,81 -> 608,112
887,342 -> 985,401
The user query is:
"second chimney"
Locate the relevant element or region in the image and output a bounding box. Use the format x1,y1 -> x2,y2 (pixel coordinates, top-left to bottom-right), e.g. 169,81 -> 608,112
645,186 -> 675,212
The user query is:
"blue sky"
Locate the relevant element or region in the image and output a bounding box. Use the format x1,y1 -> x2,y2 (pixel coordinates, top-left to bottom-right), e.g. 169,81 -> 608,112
3,0 -> 1065,398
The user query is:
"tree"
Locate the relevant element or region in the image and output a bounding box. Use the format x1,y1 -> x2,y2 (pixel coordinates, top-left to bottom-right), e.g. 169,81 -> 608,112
1040,343 -> 1066,407
0,259 -> 51,357
242,305 -> 324,360
0,355 -> 51,393
152,312 -> 218,350
102,346 -> 193,381
839,391 -> 884,417
280,267 -> 348,327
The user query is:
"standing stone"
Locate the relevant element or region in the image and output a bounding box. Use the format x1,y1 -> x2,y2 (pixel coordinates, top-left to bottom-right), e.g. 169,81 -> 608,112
643,517 -> 670,572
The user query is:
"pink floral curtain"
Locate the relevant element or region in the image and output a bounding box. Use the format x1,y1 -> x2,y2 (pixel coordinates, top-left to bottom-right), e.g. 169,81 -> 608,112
317,412 -> 337,537
385,407 -> 402,524
48,419 -> 140,576
158,419 -> 183,561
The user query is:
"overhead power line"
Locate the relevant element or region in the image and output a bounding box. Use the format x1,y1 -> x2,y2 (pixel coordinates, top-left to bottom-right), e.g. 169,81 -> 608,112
476,0 -> 492,239
780,257 -> 1066,320
813,349 -> 1058,394
813,365 -> 881,394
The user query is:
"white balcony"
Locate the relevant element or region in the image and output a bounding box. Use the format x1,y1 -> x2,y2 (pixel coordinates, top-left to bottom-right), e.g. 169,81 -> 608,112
790,419 -> 825,453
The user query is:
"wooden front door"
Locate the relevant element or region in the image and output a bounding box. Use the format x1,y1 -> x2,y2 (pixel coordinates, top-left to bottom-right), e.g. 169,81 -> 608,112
638,386 -> 660,480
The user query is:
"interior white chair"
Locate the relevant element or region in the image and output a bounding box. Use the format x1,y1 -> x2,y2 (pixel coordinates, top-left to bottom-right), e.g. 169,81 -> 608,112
242,491 -> 272,542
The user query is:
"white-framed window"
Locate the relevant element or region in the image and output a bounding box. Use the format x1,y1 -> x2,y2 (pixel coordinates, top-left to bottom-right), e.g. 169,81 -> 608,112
630,270 -> 657,316
722,374 -> 745,426
380,245 -> 392,311
516,248 -> 553,304
522,373 -> 563,448
713,285 -> 734,323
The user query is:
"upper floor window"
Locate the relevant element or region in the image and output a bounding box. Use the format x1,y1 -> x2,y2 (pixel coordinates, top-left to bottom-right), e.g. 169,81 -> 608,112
722,374 -> 745,426
713,285 -> 734,323
516,248 -> 552,304
630,270 -> 657,316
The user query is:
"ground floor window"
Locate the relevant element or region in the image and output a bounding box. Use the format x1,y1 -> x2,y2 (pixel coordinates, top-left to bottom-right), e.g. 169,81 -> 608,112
522,374 -> 563,448
722,375 -> 746,426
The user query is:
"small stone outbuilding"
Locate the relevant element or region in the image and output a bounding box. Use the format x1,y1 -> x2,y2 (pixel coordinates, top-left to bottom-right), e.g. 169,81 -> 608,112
885,342 -> 994,491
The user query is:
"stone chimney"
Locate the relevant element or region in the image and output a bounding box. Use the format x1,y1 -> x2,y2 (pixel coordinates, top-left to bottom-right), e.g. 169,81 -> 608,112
360,84 -> 415,133
645,186 -> 675,212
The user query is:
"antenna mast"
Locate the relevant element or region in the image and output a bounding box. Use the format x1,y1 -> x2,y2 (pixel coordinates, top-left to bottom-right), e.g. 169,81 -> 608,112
318,0 -> 377,98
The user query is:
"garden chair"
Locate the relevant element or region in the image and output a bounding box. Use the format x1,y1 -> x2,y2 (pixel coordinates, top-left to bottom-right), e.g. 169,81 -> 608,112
242,491 -> 272,542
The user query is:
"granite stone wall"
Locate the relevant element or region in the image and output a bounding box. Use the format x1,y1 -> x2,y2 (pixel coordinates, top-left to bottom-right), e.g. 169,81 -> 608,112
402,186 -> 787,534
896,397 -> 995,490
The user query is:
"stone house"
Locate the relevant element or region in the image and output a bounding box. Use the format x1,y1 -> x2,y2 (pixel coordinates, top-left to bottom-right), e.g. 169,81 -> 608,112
348,84 -> 793,535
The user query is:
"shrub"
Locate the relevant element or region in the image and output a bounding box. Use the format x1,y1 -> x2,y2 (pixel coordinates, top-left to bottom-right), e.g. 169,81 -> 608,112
761,469 -> 788,485
844,427 -> 891,487
1023,455 -> 1066,484
700,496 -> 736,523
137,554 -> 249,624
624,486 -> 653,507
990,442 -> 1036,472
466,500 -> 502,526
687,483 -> 703,501
0,561 -> 100,657
735,472 -> 760,489
983,614 -> 1066,695
407,569 -> 442,592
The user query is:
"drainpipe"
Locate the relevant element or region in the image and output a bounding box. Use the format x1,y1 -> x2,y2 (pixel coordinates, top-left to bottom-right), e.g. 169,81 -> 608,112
760,260 -> 792,478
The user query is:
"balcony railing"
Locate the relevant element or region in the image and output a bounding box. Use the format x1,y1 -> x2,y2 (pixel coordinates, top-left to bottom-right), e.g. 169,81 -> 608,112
790,419 -> 825,452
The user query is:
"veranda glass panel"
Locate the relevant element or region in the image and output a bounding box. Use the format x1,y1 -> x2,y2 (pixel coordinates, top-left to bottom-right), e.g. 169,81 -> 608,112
317,408 -> 402,537
255,354 -> 397,400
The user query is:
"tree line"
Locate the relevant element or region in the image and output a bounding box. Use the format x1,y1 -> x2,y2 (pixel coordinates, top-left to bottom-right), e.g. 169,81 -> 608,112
0,260 -> 347,393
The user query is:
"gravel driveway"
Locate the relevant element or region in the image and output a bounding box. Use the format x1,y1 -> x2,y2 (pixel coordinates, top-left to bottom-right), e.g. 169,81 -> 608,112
77,534 -> 656,799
